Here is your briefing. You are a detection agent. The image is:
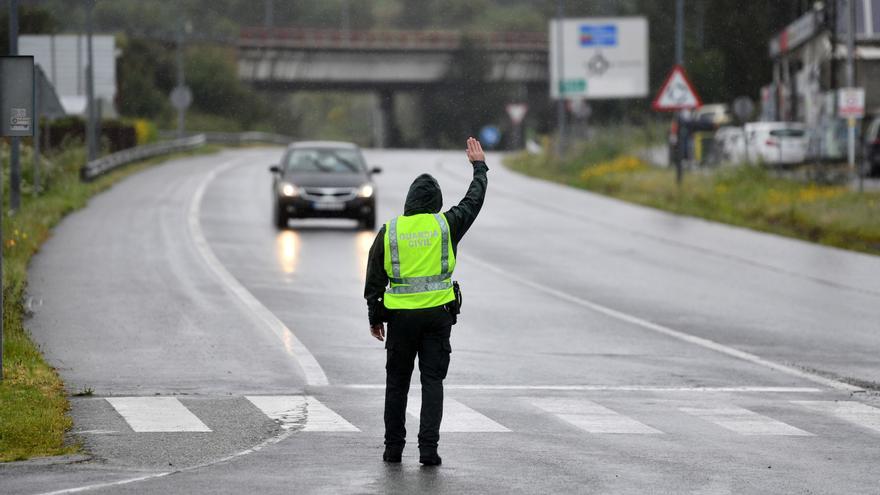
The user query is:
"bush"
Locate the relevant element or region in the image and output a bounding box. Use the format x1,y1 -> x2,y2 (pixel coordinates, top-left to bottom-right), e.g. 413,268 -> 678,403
40,116 -> 136,153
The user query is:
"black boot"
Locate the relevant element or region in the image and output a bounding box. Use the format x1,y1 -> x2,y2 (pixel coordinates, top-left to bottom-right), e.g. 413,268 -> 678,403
383,444 -> 403,463
419,448 -> 442,466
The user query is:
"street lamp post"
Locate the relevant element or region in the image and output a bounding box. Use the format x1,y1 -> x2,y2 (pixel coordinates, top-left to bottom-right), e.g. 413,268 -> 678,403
555,0 -> 566,157
85,0 -> 97,162
675,0 -> 685,186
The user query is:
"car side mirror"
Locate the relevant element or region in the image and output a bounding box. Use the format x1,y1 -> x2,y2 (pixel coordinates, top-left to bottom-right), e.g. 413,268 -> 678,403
269,165 -> 280,174
370,166 -> 382,175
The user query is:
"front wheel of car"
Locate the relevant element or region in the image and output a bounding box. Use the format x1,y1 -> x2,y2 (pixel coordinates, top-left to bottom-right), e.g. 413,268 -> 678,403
360,212 -> 376,231
273,203 -> 288,230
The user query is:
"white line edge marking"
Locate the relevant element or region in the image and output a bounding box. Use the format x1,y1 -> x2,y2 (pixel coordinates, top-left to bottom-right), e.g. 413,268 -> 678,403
187,159 -> 328,386
341,384 -> 823,392
35,426 -> 296,495
463,254 -> 862,393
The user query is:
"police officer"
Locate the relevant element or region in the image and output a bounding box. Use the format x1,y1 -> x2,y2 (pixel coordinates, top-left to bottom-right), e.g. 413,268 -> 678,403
364,137 -> 488,466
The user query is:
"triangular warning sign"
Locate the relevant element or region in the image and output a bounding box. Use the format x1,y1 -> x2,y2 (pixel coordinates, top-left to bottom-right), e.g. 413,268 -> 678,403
652,65 -> 702,111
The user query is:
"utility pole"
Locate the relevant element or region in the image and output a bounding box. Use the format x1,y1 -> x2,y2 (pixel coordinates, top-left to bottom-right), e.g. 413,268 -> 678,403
2,0 -> 20,382
675,0 -> 685,185
34,67 -> 41,196
9,0 -> 21,211
844,0 -> 860,190
85,0 -> 97,162
555,0 -> 566,157
176,17 -> 186,138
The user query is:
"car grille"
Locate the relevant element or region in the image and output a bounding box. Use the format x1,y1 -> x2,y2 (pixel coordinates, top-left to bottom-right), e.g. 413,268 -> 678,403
301,187 -> 357,202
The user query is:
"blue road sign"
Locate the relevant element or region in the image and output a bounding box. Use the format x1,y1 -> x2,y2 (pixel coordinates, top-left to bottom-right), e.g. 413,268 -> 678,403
479,125 -> 501,148
579,24 -> 617,47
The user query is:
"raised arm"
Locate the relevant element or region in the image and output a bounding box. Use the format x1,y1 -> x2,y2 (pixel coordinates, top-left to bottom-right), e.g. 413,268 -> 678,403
444,137 -> 489,246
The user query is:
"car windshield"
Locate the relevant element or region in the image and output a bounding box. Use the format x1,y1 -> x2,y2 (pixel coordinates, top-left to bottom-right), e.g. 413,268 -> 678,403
283,148 -> 365,174
769,129 -> 805,138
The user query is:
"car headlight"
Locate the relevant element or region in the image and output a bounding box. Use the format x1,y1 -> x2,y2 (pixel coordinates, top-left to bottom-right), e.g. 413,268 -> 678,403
358,184 -> 374,198
280,182 -> 298,197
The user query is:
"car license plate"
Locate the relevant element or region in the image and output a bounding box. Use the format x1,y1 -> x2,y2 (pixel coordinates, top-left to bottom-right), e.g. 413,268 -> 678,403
313,201 -> 345,211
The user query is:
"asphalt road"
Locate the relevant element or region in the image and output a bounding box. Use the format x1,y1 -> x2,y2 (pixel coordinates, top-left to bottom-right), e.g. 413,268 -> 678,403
3,147 -> 880,494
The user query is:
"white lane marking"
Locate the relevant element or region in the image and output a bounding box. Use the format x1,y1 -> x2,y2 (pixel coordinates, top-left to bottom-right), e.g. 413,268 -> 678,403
793,401 -> 880,433
246,395 -> 359,432
188,159 -> 329,386
530,398 -> 662,434
679,406 -> 813,436
406,396 -> 510,432
465,255 -> 862,393
106,397 -> 211,433
341,384 -> 823,393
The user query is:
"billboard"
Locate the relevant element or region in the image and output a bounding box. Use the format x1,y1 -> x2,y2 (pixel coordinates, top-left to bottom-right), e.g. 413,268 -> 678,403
549,17 -> 648,99
0,56 -> 35,137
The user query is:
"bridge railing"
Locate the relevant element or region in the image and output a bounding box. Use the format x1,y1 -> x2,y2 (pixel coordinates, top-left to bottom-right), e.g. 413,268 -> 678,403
239,27 -> 548,51
81,132 -> 292,181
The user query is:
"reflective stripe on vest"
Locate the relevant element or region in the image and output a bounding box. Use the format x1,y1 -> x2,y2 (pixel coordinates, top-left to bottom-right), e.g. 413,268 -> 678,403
383,213 -> 456,309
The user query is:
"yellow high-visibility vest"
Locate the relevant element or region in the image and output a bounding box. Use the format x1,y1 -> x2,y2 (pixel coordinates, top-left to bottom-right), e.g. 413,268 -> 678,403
383,213 -> 456,310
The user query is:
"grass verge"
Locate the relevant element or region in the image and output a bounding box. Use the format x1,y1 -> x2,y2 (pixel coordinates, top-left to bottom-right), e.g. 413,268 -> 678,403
505,132 -> 880,256
0,142 -> 221,462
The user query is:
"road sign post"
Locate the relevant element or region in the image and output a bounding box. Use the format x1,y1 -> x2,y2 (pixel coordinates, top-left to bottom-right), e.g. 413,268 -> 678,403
652,65 -> 702,185
0,54 -> 35,382
837,86 -> 865,191
733,96 -> 754,164
506,103 -> 528,150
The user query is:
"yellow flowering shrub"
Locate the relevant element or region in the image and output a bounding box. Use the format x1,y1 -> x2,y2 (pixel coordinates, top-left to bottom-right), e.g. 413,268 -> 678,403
580,155 -> 647,181
133,119 -> 158,145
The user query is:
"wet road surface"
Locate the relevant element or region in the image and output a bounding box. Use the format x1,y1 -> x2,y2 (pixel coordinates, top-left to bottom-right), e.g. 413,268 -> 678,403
4,147 -> 880,494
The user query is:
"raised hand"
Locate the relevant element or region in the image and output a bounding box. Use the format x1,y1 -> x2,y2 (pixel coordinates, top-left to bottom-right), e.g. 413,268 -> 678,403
466,137 -> 485,163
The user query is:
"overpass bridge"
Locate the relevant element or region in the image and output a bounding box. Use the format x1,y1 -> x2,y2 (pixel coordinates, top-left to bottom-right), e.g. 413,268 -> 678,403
237,27 -> 548,146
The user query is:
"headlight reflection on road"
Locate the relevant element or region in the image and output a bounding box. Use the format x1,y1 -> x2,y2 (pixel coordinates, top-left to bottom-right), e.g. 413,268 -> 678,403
276,230 -> 301,274
356,230 -> 374,279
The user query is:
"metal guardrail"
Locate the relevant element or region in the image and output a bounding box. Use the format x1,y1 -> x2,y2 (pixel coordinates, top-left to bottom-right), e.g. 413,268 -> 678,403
202,131 -> 292,146
81,132 -> 292,181
81,134 -> 207,181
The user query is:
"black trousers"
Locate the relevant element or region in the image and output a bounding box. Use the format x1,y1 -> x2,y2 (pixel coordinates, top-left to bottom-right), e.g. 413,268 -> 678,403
384,306 -> 453,452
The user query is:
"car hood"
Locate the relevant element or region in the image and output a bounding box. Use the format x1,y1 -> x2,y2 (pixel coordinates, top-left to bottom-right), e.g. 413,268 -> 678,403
282,172 -> 368,188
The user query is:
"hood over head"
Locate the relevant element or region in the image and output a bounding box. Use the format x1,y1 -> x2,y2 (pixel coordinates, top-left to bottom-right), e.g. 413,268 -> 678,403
403,173 -> 443,215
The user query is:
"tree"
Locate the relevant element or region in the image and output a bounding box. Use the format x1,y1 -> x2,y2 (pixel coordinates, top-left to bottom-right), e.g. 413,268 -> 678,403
0,5 -> 60,54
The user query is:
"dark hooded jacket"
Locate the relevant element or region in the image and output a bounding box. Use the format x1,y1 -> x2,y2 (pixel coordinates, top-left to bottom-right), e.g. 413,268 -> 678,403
364,160 -> 489,324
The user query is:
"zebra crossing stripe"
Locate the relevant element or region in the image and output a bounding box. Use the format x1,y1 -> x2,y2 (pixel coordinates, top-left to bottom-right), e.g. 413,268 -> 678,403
246,395 -> 360,432
406,396 -> 510,432
679,406 -> 813,436
106,397 -> 212,432
793,401 -> 880,434
529,398 -> 662,434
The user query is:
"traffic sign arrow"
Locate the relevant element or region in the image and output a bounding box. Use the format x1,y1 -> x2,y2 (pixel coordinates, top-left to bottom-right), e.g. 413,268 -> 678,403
652,65 -> 702,111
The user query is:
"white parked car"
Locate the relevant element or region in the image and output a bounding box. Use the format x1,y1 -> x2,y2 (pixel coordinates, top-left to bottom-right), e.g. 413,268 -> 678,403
712,126 -> 748,164
744,122 -> 808,166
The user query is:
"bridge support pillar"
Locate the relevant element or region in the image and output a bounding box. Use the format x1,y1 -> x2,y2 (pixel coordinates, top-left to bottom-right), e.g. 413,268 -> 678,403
374,89 -> 401,148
